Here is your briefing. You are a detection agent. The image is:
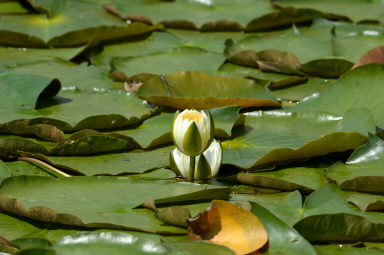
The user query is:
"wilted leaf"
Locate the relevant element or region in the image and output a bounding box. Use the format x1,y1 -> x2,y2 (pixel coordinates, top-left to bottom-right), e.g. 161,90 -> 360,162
188,200 -> 268,255
354,46 -> 384,69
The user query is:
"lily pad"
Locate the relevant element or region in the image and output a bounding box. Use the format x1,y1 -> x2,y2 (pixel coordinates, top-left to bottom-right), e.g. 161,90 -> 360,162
45,146 -> 172,176
227,29 -> 333,64
271,0 -> 384,23
291,64 -> 384,128
0,47 -> 85,68
138,71 -> 280,109
0,176 -> 229,233
0,0 -> 160,47
250,202 -> 317,255
53,232 -> 167,255
222,108 -> 374,169
332,24 -> 384,63
87,0 -> 275,29
91,31 -> 184,73
110,47 -> 226,79
236,166 -> 327,191
326,134 -> 384,194
0,1 -> 28,14
294,184 -> 384,242
314,245 -> 384,255
230,191 -> 302,226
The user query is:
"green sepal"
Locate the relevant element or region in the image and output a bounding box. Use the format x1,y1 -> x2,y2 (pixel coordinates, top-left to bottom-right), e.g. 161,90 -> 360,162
195,154 -> 212,180
169,150 -> 183,177
182,121 -> 203,156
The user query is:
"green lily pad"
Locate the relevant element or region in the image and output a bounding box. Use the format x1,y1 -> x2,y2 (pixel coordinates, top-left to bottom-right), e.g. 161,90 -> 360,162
0,47 -> 85,68
332,24 -> 384,63
326,134 -> 384,194
0,176 -> 229,233
53,232 -> 167,255
223,108 -> 374,169
314,245 -> 384,255
24,0 -> 66,18
91,31 -> 184,73
294,184 -> 384,242
342,191 -> 384,212
110,47 -> 226,79
228,29 -> 333,64
0,1 -> 28,14
162,241 -> 235,255
236,166 -> 327,192
7,60 -> 121,91
86,0 -> 274,29
291,64 -> 384,128
166,29 -> 255,53
0,71 -> 60,123
45,146 -> 172,176
138,71 -> 280,109
250,202 -> 317,255
0,160 -> 11,180
0,0 -> 160,47
2,161 -> 54,178
271,0 -> 384,23
231,191 -> 302,226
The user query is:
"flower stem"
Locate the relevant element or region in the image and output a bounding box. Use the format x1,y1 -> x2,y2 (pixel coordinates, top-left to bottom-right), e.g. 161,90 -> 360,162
188,156 -> 196,182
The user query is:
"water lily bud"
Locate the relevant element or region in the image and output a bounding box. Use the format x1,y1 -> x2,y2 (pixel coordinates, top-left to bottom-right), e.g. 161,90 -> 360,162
171,109 -> 214,156
170,139 -> 222,180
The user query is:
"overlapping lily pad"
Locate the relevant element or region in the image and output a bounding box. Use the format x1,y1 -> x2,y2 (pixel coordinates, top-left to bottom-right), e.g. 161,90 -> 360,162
222,108 -> 374,169
0,176 -> 229,233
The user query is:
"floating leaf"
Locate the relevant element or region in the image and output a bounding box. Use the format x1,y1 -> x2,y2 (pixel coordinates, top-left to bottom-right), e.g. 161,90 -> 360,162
0,176 -> 229,233
326,134 -> 384,194
110,47 -> 225,79
223,108 -> 374,169
162,240 -> 235,255
138,71 -> 279,109
231,191 -> 302,226
188,200 -> 268,255
45,146 -> 172,175
294,184 -> 384,242
271,0 -> 384,23
250,202 -> 317,255
291,64 -> 384,128
0,0 -> 160,47
236,166 -> 327,192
